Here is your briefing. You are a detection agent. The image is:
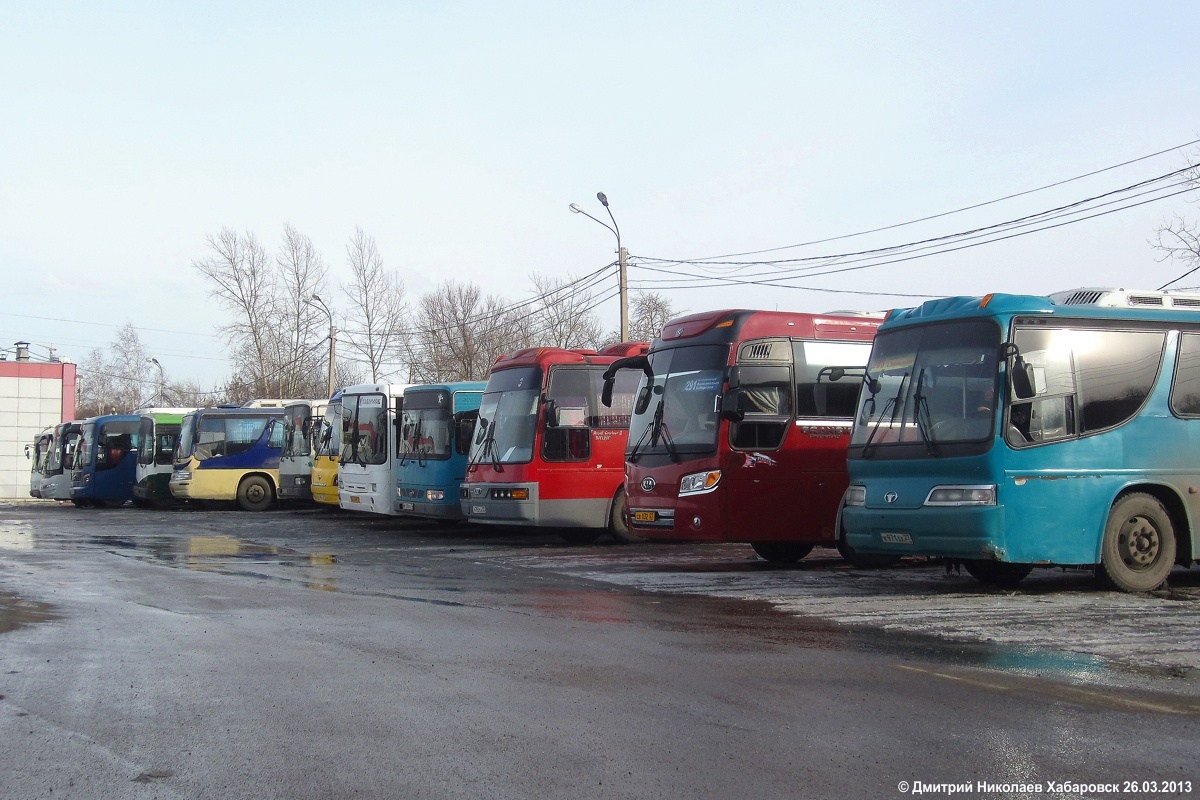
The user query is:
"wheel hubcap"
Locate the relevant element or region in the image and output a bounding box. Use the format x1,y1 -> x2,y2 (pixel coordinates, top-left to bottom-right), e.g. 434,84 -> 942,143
248,486 -> 265,502
1118,515 -> 1160,569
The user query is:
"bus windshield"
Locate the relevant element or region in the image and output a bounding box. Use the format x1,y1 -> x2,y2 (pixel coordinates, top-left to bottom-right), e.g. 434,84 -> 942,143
399,391 -> 452,462
315,402 -> 341,457
851,319 -> 1001,455
176,414 -> 197,464
470,368 -> 542,466
341,394 -> 388,466
628,345 -> 727,458
283,403 -> 313,457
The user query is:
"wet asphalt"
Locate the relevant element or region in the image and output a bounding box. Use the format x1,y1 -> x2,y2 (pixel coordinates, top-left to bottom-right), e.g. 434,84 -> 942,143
1,503 -> 1198,800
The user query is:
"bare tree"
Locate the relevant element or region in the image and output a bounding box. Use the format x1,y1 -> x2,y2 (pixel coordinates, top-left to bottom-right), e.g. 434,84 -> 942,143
530,272 -> 604,350
406,281 -> 536,382
74,324 -> 158,415
340,227 -> 408,382
1153,152 -> 1200,290
194,228 -> 279,396
604,291 -> 682,344
194,226 -> 329,400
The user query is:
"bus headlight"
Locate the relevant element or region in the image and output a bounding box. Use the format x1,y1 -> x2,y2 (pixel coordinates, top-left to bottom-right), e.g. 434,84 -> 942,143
427,490 -> 445,501
679,470 -> 721,496
174,471 -> 191,482
845,485 -> 866,506
924,485 -> 996,506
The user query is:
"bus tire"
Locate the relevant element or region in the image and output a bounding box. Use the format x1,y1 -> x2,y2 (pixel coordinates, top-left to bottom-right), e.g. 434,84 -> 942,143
132,499 -> 152,509
608,487 -> 646,544
1100,492 -> 1176,592
71,498 -> 89,508
236,475 -> 274,512
962,559 -> 1032,588
751,542 -> 814,563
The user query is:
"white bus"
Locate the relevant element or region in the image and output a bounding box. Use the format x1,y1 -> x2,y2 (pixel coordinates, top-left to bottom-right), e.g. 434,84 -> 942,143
338,383 -> 410,515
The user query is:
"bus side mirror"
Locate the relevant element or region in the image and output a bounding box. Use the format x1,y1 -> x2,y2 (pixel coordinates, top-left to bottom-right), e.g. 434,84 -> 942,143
1011,356 -> 1036,400
453,411 -> 478,455
720,391 -> 745,422
601,378 -> 614,408
24,444 -> 31,459
543,398 -> 559,428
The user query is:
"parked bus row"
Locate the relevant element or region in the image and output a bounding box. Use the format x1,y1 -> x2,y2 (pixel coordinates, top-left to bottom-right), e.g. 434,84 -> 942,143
27,288 -> 1200,593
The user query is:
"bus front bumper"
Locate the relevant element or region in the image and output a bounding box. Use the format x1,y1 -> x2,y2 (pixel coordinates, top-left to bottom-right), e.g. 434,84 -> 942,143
841,505 -> 1008,560
460,482 -> 540,526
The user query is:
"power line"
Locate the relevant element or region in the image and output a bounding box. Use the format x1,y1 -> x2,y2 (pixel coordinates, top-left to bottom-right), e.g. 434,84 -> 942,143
646,137 -> 1200,263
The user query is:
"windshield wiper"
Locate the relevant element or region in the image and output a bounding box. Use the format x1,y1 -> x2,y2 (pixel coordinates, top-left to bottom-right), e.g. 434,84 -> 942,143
649,400 -> 680,463
627,400 -> 660,463
466,419 -> 502,473
912,369 -> 938,456
860,371 -> 908,458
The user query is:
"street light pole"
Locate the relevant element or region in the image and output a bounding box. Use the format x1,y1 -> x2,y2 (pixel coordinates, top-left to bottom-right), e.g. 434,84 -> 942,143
307,295 -> 336,398
147,357 -> 165,406
570,192 -> 629,342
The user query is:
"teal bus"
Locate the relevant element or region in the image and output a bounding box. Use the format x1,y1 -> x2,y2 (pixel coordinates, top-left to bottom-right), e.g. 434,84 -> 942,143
841,288 -> 1200,592
394,382 -> 485,521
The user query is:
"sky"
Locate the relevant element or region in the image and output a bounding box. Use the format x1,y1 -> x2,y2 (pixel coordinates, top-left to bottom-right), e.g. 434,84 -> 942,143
1,1 -> 1198,389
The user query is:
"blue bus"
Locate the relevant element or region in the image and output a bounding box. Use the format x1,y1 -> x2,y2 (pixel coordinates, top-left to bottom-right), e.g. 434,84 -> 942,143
71,414 -> 142,508
395,382 -> 485,521
170,407 -> 286,511
841,288 -> 1200,592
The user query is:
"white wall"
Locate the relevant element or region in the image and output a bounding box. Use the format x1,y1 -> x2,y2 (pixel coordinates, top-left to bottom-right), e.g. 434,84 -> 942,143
0,376 -> 64,499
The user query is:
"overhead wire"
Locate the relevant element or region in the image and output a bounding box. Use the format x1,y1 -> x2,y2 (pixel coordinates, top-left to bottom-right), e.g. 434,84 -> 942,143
646,137 -> 1200,263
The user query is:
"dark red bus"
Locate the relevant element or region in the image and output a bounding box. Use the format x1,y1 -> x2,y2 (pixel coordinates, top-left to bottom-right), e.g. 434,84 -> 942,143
460,342 -> 649,543
602,309 -> 884,562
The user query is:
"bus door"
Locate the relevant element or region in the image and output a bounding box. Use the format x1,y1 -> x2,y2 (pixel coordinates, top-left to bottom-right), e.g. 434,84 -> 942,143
721,339 -> 868,544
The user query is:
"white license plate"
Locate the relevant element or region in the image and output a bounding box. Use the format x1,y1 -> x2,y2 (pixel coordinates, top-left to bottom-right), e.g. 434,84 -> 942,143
350,496 -> 360,504
399,502 -> 414,511
471,505 -> 486,514
879,532 -> 913,544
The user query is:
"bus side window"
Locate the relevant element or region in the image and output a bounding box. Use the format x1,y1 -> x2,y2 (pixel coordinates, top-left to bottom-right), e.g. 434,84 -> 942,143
730,384 -> 792,450
1170,332 -> 1200,416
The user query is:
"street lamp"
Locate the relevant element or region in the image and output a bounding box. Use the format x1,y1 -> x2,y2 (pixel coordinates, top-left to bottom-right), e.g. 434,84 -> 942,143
570,191 -> 630,342
147,357 -> 165,406
306,294 -> 336,398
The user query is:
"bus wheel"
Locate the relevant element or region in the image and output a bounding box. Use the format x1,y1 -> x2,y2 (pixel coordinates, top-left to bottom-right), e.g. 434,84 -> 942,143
751,542 -> 814,563
236,476 -> 274,512
963,560 -> 1032,588
1100,493 -> 1176,592
71,499 -> 89,508
132,499 -> 152,509
559,528 -> 603,545
608,488 -> 646,544
836,530 -> 901,569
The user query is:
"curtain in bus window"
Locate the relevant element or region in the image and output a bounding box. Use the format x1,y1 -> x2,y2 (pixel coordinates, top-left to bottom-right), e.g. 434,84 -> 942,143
1073,329 -> 1165,432
731,366 -> 793,450
196,416 -> 227,460
228,417 -> 270,456
96,421 -> 138,471
1170,333 -> 1200,416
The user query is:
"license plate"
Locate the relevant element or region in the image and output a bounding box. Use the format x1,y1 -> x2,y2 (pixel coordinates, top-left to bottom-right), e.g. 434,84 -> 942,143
471,505 -> 486,514
350,496 -> 360,504
633,510 -> 657,522
399,502 -> 414,511
880,532 -> 913,544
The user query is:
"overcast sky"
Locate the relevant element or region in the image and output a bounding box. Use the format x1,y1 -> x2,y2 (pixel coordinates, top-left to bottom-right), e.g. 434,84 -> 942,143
2,1 -> 1198,388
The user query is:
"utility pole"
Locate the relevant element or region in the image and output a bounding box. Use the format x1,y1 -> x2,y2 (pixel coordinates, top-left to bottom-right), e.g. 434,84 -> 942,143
570,191 -> 629,342
307,295 -> 336,398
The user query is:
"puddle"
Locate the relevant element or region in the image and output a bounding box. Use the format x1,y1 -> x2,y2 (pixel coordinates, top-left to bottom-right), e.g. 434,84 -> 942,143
0,591 -> 59,633
85,534 -> 340,593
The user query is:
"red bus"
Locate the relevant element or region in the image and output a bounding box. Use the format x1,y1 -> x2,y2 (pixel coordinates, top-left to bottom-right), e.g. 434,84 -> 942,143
460,342 -> 649,543
601,309 -> 885,562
